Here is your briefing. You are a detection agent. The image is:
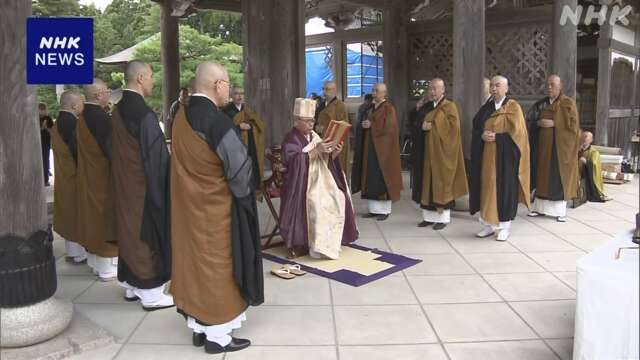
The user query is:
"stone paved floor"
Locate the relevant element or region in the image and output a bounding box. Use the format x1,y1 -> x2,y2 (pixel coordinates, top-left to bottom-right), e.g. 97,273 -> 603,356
51,174 -> 638,360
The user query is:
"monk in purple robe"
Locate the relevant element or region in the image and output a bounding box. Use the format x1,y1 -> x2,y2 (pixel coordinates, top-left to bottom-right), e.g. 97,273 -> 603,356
279,98 -> 358,259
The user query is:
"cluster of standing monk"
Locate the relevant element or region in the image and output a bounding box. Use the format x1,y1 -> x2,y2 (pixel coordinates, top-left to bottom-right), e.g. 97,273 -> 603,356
49,56 -> 606,354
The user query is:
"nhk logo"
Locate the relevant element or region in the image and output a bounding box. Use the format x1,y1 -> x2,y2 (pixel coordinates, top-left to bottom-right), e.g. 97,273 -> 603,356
560,2 -> 633,26
27,17 -> 93,84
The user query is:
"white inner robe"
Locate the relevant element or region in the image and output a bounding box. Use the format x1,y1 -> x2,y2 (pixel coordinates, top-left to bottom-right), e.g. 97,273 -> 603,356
422,209 -> 451,223
303,131 -> 349,260
532,199 -> 567,217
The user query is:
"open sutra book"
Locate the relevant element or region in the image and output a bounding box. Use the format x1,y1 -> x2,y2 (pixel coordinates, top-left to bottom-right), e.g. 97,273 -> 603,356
323,120 -> 352,145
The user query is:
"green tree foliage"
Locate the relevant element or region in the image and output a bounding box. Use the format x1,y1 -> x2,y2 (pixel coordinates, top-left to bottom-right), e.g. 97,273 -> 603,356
126,25 -> 243,112
33,0 -> 243,117
184,11 -> 242,44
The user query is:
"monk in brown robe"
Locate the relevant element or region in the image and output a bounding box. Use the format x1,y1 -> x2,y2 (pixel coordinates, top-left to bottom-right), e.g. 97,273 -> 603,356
471,76 -> 530,241
351,83 -> 403,221
111,60 -> 173,310
415,78 -> 468,230
527,75 -> 580,222
77,78 -> 118,281
222,85 -> 265,193
51,90 -> 87,264
316,80 -> 351,180
171,61 -> 262,355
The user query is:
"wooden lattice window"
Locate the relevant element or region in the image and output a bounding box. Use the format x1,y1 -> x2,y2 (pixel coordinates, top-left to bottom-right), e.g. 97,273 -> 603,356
409,33 -> 454,97
486,23 -> 551,98
409,22 -> 550,99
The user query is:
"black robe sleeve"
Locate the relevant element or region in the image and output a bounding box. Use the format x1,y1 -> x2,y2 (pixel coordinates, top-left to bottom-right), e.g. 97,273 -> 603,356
139,112 -> 171,279
351,115 -> 365,194
61,118 -> 78,163
210,119 -> 264,306
469,100 -> 495,214
525,98 -> 548,191
92,110 -> 113,160
410,103 -> 433,203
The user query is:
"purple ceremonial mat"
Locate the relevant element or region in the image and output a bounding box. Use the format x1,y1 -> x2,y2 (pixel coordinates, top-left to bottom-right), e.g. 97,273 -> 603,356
262,243 -> 422,287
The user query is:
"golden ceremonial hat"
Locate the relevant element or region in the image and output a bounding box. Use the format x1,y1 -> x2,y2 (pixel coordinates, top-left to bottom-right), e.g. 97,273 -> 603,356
293,98 -> 316,118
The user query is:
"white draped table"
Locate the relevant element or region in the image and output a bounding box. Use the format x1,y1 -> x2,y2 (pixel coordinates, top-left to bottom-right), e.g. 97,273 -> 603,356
574,229 -> 639,360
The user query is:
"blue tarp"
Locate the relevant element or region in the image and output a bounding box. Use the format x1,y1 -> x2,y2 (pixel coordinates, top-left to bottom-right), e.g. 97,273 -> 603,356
305,47 -> 383,98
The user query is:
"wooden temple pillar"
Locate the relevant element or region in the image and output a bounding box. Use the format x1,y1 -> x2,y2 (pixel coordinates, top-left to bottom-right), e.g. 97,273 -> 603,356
383,1 -> 409,135
0,0 -> 72,347
453,0 -> 485,156
551,0 -> 578,98
595,21 -> 613,145
242,0 -> 305,147
160,0 -> 180,137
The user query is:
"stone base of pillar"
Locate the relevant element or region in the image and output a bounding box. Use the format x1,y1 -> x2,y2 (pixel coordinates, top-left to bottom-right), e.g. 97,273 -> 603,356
1,311 -> 114,360
1,297 -> 73,348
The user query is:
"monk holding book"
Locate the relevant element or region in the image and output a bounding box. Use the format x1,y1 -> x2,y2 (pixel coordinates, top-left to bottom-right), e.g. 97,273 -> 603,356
279,98 -> 359,259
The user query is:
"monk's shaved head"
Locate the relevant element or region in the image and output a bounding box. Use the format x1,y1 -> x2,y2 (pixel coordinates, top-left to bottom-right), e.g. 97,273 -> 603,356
482,78 -> 491,100
59,90 -> 82,110
323,80 -> 337,99
195,61 -> 228,91
125,60 -> 151,85
431,78 -> 445,90
428,78 -> 446,102
83,78 -> 109,106
546,74 -> 563,99
125,60 -> 154,97
372,83 -> 387,103
231,84 -> 245,105
59,89 -> 84,116
195,61 -> 230,106
490,75 -> 509,100
492,75 -> 508,87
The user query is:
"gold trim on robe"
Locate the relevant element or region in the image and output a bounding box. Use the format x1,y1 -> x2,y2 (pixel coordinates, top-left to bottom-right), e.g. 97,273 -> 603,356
535,95 -> 581,200
420,100 -> 468,211
303,131 -> 350,259
480,99 -> 531,225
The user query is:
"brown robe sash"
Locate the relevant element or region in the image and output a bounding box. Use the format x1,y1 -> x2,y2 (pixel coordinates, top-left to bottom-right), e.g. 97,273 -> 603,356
51,123 -> 78,242
421,100 -> 468,210
76,115 -> 117,257
480,99 -> 531,225
363,101 -> 403,202
111,109 -> 163,280
535,95 -> 580,200
170,106 -> 247,325
317,98 -> 351,180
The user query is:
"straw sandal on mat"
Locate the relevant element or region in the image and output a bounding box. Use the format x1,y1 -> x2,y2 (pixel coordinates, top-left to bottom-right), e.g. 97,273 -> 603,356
283,264 -> 306,276
271,267 -> 296,280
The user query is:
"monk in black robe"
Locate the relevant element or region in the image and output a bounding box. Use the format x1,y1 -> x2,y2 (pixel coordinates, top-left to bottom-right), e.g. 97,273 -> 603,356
470,76 -> 530,242
410,93 -> 434,206
111,60 -> 173,310
351,83 -> 403,221
52,90 -> 87,264
171,62 -> 261,355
